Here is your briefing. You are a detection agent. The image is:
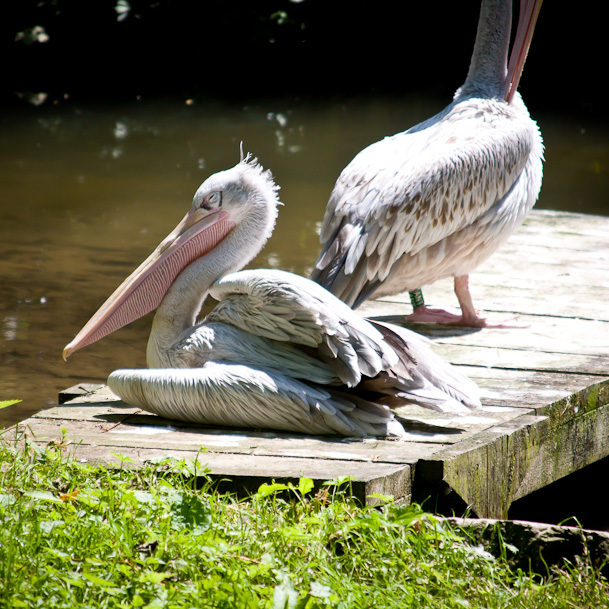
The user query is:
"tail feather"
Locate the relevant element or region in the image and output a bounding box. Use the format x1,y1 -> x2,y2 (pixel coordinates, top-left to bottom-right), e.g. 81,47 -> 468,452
367,319 -> 481,412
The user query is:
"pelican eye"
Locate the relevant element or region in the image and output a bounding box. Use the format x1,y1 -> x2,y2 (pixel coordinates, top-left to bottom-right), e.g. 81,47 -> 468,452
201,191 -> 222,209
209,192 -> 221,205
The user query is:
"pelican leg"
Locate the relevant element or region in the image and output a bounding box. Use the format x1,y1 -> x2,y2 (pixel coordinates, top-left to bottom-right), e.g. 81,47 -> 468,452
404,289 -> 463,324
404,278 -> 524,328
453,275 -> 481,325
453,275 -> 527,328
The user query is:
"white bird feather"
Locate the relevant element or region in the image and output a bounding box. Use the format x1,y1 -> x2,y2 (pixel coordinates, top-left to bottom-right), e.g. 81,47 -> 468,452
311,0 -> 544,327
65,157 -> 481,437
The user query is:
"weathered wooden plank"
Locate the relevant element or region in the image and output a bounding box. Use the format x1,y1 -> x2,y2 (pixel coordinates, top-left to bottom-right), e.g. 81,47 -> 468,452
518,210 -> 609,240
459,286 -> 609,320
360,311 -> 609,361
462,367 -> 608,409
508,230 -> 609,255
17,438 -> 412,506
435,344 -> 609,376
432,320 -> 608,359
414,413 -> 549,518
481,247 -> 609,277
364,286 -> 609,322
415,380 -> 609,518
58,383 -> 109,404
19,412 -> 488,463
33,376 -> 609,520
513,404 -> 609,501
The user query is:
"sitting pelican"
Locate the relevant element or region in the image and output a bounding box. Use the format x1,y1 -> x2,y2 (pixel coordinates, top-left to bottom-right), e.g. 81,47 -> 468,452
311,0 -> 544,326
63,157 -> 480,437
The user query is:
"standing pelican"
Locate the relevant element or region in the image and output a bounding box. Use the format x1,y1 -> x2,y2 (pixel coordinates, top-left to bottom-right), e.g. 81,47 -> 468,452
63,157 -> 480,437
311,0 -> 544,326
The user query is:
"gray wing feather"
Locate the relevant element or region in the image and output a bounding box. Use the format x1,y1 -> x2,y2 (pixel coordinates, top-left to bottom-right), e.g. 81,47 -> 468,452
368,320 -> 481,412
108,363 -> 406,437
208,269 -> 397,386
172,322 -> 338,386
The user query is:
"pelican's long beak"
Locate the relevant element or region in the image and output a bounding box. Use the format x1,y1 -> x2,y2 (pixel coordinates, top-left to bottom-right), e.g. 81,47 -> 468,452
505,0 -> 543,103
63,207 -> 234,360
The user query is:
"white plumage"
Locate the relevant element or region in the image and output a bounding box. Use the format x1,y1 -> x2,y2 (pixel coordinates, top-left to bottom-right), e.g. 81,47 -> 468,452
64,157 -> 481,437
311,0 -> 544,326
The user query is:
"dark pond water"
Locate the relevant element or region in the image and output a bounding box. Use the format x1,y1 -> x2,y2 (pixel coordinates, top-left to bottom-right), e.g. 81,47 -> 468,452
1,94 -> 608,428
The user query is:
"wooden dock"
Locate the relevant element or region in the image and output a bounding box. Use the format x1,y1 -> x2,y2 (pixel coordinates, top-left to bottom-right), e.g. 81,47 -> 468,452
12,210 -> 609,519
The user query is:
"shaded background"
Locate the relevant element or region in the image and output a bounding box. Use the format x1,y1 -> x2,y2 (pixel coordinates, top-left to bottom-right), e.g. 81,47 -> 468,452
1,0 -> 603,117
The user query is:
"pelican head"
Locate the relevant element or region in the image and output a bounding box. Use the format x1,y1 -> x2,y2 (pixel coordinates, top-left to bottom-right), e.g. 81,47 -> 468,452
63,156 -> 281,360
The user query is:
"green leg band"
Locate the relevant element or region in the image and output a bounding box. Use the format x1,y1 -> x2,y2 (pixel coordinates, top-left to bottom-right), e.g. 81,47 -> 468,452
409,289 -> 425,308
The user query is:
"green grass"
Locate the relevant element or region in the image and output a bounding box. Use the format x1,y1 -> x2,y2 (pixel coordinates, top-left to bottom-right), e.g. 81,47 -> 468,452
1,435 -> 607,609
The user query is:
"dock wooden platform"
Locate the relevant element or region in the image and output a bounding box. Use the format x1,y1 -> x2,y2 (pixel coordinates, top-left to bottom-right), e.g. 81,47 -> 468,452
13,210 -> 609,518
